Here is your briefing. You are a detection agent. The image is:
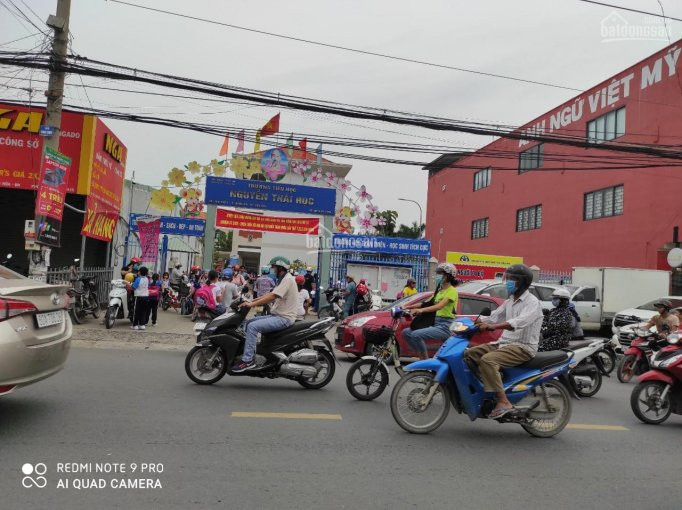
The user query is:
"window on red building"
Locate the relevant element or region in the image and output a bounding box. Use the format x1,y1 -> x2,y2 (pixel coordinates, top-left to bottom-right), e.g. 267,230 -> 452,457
473,167 -> 491,191
518,144 -> 544,173
584,185 -> 624,220
516,205 -> 542,232
587,107 -> 626,144
471,218 -> 489,239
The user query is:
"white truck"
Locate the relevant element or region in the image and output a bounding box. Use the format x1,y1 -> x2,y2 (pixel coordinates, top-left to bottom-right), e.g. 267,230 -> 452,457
568,267 -> 670,331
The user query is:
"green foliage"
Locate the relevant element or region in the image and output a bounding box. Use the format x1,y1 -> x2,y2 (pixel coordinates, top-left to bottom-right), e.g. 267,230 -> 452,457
376,210 -> 398,236
215,230 -> 233,252
396,221 -> 425,239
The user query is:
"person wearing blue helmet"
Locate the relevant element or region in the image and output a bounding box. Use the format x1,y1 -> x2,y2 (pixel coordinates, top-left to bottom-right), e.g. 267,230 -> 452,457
219,268 -> 239,306
254,265 -> 275,299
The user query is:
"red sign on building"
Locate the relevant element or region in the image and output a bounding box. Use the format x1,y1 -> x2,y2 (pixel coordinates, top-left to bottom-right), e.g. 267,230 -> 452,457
216,209 -> 320,235
34,147 -> 71,247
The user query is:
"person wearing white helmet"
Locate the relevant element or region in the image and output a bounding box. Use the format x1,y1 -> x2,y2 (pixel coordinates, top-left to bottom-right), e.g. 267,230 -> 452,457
538,288 -> 574,352
402,263 -> 459,360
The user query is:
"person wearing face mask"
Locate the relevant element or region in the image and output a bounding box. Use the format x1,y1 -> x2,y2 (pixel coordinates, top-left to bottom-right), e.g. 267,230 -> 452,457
234,256 -> 298,372
467,264 -> 544,419
402,263 -> 459,360
538,288 -> 574,351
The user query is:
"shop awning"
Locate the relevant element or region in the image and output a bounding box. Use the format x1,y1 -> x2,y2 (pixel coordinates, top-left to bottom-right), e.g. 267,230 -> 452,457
167,236 -> 199,254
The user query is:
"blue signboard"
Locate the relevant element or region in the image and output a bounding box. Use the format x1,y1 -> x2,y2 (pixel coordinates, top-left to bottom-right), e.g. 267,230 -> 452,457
130,214 -> 205,236
39,125 -> 56,137
332,234 -> 431,256
204,176 -> 336,216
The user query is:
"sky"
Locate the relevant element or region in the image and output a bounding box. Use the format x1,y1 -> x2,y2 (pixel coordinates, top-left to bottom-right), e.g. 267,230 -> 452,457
2,0 -> 682,227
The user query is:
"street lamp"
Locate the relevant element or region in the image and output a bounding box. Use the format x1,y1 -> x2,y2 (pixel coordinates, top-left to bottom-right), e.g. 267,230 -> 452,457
398,198 -> 423,237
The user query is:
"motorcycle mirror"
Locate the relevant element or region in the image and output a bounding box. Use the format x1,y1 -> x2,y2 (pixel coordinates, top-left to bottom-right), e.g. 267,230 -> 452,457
5,253 -> 12,260
74,258 -> 80,263
480,307 -> 492,317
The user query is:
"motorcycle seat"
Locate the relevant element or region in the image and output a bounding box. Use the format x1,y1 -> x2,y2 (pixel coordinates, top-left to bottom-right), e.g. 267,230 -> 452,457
263,320 -> 320,340
566,340 -> 593,350
518,350 -> 569,370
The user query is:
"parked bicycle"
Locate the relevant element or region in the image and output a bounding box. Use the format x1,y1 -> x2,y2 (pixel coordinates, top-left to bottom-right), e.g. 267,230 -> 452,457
345,307 -> 407,401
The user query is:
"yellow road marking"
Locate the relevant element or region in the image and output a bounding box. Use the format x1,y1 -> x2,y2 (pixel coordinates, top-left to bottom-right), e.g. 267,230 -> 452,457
566,423 -> 629,431
231,412 -> 342,421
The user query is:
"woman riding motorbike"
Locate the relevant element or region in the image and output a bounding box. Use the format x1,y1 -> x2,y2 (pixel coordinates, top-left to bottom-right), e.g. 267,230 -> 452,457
538,288 -> 574,352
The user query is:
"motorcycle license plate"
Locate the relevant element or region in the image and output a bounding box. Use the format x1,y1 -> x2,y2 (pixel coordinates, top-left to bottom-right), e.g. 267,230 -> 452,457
194,322 -> 207,331
36,311 -> 64,328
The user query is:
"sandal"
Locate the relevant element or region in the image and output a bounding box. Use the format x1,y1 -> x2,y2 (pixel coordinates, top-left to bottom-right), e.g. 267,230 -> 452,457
489,407 -> 514,419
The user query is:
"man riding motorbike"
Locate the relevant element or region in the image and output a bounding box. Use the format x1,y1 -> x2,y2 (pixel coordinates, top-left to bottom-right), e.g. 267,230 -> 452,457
233,256 -> 299,372
538,288 -> 574,351
466,263 -> 544,419
643,299 -> 679,337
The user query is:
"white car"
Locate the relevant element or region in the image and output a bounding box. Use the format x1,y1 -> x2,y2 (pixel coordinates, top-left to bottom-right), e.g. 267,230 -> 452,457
611,297 -> 682,344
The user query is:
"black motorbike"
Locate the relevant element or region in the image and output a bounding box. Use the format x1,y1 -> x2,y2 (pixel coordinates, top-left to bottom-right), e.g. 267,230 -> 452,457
67,275 -> 99,324
185,296 -> 337,389
317,287 -> 344,321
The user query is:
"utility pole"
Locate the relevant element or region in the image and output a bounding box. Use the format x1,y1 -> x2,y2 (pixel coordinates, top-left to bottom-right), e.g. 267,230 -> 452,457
29,0 -> 72,280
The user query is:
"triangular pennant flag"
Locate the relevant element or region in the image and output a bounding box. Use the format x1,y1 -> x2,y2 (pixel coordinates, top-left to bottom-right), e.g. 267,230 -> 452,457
298,138 -> 307,158
260,113 -> 280,137
218,133 -> 229,156
254,129 -> 261,153
236,130 -> 244,153
286,133 -> 294,157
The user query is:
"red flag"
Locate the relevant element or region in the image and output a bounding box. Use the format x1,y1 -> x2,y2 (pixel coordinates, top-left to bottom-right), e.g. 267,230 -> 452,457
298,138 -> 307,158
236,130 -> 245,153
260,113 -> 280,137
218,133 -> 229,156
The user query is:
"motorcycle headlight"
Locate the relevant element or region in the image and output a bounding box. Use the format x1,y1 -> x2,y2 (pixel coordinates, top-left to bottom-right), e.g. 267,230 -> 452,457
348,316 -> 376,327
666,333 -> 681,345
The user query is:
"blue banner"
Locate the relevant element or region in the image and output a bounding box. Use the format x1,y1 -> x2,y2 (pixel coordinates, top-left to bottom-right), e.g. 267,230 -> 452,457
332,234 -> 431,256
204,176 -> 336,216
130,214 -> 205,237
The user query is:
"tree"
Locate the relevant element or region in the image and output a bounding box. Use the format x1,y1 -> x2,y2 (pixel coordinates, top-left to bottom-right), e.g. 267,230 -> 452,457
376,210 -> 398,236
396,221 -> 425,239
215,230 -> 233,252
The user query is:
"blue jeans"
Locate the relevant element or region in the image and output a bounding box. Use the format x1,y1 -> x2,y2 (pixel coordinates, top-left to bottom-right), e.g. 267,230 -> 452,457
242,314 -> 294,362
402,317 -> 453,355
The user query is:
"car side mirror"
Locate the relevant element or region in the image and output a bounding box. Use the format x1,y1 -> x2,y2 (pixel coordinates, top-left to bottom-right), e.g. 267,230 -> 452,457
480,307 -> 491,317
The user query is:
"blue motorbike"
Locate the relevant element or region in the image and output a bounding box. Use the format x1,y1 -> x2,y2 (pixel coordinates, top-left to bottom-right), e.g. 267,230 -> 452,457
390,314 -> 575,437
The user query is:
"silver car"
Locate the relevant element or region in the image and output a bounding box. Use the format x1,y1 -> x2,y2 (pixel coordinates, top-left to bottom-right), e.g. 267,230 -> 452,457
0,265 -> 72,395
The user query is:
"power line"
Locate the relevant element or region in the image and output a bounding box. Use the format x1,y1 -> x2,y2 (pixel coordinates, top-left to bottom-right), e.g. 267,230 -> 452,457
107,0 -> 582,92
4,0 -> 47,34
0,31 -> 41,47
576,0 -> 682,22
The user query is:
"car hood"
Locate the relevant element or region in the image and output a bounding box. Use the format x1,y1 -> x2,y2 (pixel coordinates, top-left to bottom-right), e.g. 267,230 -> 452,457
615,308 -> 657,321
341,310 -> 389,326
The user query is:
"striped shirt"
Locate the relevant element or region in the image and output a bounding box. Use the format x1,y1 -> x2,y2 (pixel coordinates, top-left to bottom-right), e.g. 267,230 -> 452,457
481,290 -> 544,356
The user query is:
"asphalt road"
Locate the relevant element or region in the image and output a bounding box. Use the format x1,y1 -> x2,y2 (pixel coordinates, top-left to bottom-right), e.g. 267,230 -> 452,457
1,346 -> 681,510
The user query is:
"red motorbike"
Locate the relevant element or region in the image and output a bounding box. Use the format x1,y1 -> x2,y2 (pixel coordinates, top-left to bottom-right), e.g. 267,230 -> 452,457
616,325 -> 672,383
630,332 -> 682,424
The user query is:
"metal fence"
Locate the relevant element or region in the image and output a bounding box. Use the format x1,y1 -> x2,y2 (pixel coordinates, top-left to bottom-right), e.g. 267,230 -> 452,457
46,266 -> 115,306
537,270 -> 572,285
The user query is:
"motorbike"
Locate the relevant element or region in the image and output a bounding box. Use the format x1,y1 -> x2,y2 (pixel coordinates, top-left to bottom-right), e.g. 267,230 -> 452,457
162,280 -> 192,315
185,296 -> 337,389
67,275 -> 100,324
104,279 -> 130,329
596,335 -> 620,374
617,325 -> 665,383
390,314 -> 574,437
630,331 -> 682,425
317,287 -> 345,321
345,307 -> 407,401
565,338 -> 610,397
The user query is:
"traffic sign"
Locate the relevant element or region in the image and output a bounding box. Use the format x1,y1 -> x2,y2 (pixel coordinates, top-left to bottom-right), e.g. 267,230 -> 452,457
39,125 -> 56,137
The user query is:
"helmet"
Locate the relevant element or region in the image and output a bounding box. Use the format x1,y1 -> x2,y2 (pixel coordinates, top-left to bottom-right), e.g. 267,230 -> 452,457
504,264 -> 534,294
234,264 -> 241,271
653,299 -> 672,311
306,266 -> 313,272
222,268 -> 234,278
130,257 -> 142,264
407,278 -> 416,284
269,256 -> 291,270
295,275 -> 305,285
124,272 -> 135,283
436,263 -> 457,277
261,265 -> 270,275
191,265 -> 200,271
552,288 -> 571,300
359,279 -> 366,284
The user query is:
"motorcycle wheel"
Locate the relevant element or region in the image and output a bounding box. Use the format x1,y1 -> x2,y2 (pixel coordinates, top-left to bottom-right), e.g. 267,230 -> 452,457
185,346 -> 227,385
90,295 -> 100,319
597,349 -> 616,374
161,297 -> 170,311
520,380 -> 572,438
297,349 -> 335,389
617,354 -> 637,383
346,358 -> 389,401
70,302 -> 84,325
631,380 -> 671,425
104,305 -> 117,329
571,369 -> 602,398
317,306 -> 332,320
390,370 -> 450,434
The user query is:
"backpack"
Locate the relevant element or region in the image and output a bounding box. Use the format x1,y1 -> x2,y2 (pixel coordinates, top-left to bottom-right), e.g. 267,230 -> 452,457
193,285 -> 216,309
356,283 -> 369,296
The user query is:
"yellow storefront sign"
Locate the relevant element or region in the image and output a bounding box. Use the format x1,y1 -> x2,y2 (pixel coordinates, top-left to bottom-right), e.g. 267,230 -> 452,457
446,251 -> 523,267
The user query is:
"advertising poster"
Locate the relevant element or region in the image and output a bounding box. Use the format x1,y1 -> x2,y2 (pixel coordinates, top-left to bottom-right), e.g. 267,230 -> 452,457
34,146 -> 72,247
136,215 -> 161,263
446,251 -> 524,281
215,209 -> 320,235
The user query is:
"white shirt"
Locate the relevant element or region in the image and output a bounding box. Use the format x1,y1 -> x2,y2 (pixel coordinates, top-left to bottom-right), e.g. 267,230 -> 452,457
481,290 -> 544,356
220,281 -> 239,305
270,273 -> 299,323
297,288 -> 311,319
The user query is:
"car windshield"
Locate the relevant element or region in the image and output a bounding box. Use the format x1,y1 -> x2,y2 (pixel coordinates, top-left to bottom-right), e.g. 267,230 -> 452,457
381,292 -> 430,310
564,285 -> 579,294
636,298 -> 682,311
0,265 -> 26,279
457,281 -> 491,294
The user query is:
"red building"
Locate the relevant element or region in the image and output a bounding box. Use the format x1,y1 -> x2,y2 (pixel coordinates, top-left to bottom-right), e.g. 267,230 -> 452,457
425,39 -> 682,273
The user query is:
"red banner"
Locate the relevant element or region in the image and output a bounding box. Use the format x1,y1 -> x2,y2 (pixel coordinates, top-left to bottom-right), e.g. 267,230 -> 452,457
80,117 -> 127,241
137,215 -> 161,263
0,103 -> 84,192
216,209 -> 319,235
34,146 -> 71,247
